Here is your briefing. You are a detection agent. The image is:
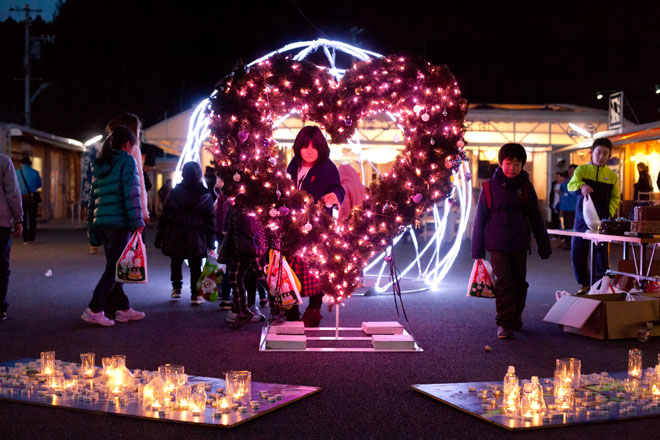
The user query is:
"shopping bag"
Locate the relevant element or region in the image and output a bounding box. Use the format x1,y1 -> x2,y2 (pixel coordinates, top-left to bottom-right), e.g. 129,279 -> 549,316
265,249 -> 302,308
582,195 -> 600,231
196,252 -> 219,302
115,232 -> 148,284
466,258 -> 495,298
588,276 -> 621,295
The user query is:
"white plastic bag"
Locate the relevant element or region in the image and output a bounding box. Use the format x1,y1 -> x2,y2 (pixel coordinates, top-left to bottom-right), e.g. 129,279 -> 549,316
588,276 -> 622,295
582,195 -> 600,231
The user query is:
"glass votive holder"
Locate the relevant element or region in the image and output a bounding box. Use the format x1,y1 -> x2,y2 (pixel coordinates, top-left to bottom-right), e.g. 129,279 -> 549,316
112,355 -> 127,368
217,396 -> 231,413
80,353 -> 95,379
176,384 -> 192,410
629,349 -> 643,379
102,357 -> 115,376
41,351 -> 55,376
226,371 -> 251,404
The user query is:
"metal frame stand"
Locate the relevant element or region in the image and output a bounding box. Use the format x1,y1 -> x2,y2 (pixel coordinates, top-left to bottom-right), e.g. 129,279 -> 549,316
259,306 -> 423,352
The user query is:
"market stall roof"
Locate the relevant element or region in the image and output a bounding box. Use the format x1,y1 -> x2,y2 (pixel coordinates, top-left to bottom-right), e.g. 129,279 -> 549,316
143,109 -> 192,155
0,122 -> 85,153
554,120 -> 660,153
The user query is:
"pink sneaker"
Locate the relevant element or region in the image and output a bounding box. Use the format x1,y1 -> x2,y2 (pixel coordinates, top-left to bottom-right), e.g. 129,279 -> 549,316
81,308 -> 115,327
115,308 -> 145,323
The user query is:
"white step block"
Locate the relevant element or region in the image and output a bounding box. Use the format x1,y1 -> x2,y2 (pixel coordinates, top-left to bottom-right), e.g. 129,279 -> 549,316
271,321 -> 306,335
265,334 -> 307,350
372,334 -> 415,350
361,321 -> 404,335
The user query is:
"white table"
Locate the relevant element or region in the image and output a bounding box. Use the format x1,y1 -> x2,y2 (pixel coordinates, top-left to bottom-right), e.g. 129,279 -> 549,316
547,229 -> 660,285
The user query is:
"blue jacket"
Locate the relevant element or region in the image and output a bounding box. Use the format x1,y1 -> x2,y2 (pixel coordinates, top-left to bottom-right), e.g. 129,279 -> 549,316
17,165 -> 42,195
558,181 -> 577,212
287,157 -> 345,214
472,168 -> 551,259
87,151 -> 144,245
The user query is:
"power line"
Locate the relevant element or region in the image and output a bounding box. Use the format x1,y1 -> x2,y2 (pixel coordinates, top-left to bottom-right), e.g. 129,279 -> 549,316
290,0 -> 329,38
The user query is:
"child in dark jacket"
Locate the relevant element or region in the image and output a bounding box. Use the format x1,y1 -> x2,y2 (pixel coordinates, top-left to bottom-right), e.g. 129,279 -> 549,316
472,143 -> 551,339
219,202 -> 269,329
155,162 -> 216,305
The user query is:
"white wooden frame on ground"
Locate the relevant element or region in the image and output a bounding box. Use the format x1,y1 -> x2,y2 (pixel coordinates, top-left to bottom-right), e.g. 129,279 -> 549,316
258,306 -> 423,352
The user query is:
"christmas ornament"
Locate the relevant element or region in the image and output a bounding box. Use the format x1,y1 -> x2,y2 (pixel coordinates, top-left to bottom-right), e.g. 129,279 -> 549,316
412,193 -> 423,203
303,222 -> 313,232
237,131 -> 249,143
269,208 -> 278,217
421,113 -> 430,122
233,173 -> 241,182
278,206 -> 290,216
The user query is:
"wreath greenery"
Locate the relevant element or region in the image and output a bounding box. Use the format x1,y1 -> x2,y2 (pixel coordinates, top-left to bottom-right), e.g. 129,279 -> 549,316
208,54 -> 467,302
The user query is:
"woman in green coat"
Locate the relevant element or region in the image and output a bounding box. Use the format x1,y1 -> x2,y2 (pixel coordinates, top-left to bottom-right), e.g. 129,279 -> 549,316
82,126 -> 145,327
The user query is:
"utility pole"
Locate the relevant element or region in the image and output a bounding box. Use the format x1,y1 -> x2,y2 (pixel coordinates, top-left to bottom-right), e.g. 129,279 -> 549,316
10,3 -> 42,128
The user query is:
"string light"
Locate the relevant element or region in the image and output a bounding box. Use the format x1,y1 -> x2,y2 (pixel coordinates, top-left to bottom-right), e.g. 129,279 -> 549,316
177,39 -> 469,302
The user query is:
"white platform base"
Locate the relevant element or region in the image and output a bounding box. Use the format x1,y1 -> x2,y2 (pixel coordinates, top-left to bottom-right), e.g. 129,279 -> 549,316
372,334 -> 415,350
264,334 -> 306,350
361,321 -> 404,335
271,321 -> 306,335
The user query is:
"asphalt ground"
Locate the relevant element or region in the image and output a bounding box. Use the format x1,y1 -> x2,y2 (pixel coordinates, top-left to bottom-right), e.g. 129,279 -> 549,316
1,228 -> 659,439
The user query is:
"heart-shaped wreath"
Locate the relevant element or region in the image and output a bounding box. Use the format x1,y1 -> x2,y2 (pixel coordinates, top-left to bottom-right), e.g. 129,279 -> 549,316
208,54 -> 467,302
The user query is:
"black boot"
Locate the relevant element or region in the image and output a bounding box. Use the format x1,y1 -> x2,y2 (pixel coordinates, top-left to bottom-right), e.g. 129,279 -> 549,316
285,304 -> 300,321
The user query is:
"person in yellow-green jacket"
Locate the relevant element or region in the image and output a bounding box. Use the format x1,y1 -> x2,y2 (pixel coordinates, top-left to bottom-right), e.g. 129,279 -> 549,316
567,138 -> 620,294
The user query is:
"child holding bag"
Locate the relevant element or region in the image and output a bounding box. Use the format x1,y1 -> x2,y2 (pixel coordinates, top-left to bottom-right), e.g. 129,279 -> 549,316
567,138 -> 620,294
155,162 -> 216,305
83,126 -> 145,327
472,143 -> 551,339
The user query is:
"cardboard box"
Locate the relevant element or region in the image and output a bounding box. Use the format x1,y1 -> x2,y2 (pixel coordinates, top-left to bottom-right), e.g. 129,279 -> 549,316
361,321 -> 404,335
544,293 -> 660,340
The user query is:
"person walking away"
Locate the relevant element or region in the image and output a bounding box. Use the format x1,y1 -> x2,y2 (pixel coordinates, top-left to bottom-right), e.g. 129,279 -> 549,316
285,126 -> 345,327
155,162 -> 215,305
106,114 -> 150,226
0,154 -> 23,321
472,143 -> 551,339
633,162 -> 653,201
157,179 -> 172,213
559,166 -> 577,249
337,164 -> 366,224
214,191 -> 233,311
567,138 -> 620,295
219,202 -> 269,329
82,126 -> 145,327
548,171 -> 563,232
17,156 -> 41,243
204,166 -> 218,203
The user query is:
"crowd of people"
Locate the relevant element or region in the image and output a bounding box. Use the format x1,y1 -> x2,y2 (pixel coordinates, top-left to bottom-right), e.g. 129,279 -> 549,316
81,120 -> 352,330
1,112 -> 655,339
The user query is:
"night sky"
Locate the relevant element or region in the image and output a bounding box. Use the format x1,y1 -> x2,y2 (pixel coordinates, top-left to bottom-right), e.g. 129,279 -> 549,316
1,0 -> 659,139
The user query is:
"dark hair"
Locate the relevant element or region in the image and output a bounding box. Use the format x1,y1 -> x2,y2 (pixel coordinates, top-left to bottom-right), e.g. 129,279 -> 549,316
560,171 -> 569,178
106,113 -> 141,138
181,161 -> 202,188
292,126 -> 330,165
498,143 -> 527,166
592,138 -> 612,152
96,126 -> 136,167
569,164 -> 577,171
20,156 -> 32,166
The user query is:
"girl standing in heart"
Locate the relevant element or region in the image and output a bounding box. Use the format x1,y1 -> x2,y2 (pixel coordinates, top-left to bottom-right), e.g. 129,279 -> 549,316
285,126 -> 345,326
